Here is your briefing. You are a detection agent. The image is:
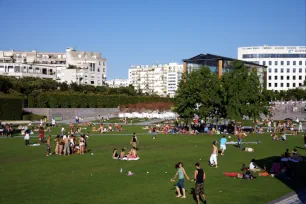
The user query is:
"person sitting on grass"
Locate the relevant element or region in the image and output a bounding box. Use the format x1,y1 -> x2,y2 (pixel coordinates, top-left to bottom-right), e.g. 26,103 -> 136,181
272,133 -> 279,140
120,148 -> 126,159
112,148 -> 119,159
281,133 -> 287,141
127,147 -> 138,159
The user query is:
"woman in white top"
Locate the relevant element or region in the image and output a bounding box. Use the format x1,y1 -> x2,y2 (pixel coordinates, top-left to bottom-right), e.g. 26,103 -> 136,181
79,136 -> 85,155
24,130 -> 30,145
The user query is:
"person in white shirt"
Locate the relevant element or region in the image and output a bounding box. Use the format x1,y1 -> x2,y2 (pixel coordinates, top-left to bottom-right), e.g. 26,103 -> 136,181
298,122 -> 303,132
40,119 -> 43,126
24,130 -> 30,145
282,133 -> 286,141
61,126 -> 65,135
267,120 -> 272,132
296,117 -> 299,124
51,118 -> 56,127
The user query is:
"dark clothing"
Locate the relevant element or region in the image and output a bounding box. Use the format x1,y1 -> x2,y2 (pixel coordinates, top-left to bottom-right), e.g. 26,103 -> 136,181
132,136 -> 137,142
196,168 -> 204,184
304,136 -> 306,143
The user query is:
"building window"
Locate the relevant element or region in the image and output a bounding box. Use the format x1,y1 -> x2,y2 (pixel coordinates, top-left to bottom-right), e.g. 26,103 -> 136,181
293,76 -> 296,80
293,83 -> 296,87
268,76 -> 271,80
293,68 -> 296,73
287,76 -> 290,80
280,68 -> 284,73
263,61 -> 266,66
287,61 -> 290,65
103,62 -> 105,66
269,61 -> 272,66
281,61 -> 284,65
281,76 -> 284,80
91,81 -> 94,84
287,68 -> 290,73
299,83 -> 302,87
274,76 -> 277,80
287,83 -> 290,87
299,61 -> 302,65
299,76 -> 302,80
274,83 -> 278,87
268,83 -> 271,87
274,61 -> 278,66
274,68 -> 278,73
293,61 -> 296,65
299,68 -> 302,73
280,83 -> 283,87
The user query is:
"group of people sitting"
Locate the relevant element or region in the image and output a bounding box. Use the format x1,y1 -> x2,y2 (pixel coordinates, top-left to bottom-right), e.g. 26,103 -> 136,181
281,148 -> 304,162
92,123 -> 124,133
271,132 -> 287,141
112,147 -> 138,160
0,122 -> 14,137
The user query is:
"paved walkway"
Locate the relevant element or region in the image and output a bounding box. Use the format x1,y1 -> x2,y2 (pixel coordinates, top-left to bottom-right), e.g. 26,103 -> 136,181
268,189 -> 306,204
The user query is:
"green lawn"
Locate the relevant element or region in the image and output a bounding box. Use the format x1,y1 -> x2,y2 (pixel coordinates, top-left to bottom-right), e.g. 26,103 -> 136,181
1,129 -> 306,204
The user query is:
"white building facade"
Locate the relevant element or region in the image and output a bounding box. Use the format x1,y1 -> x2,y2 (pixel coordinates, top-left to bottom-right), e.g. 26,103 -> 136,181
105,79 -> 130,88
238,45 -> 306,91
128,63 -> 183,97
0,48 -> 107,86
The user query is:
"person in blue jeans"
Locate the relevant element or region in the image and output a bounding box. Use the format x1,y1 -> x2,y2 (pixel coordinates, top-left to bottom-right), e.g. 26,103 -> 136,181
173,162 -> 190,199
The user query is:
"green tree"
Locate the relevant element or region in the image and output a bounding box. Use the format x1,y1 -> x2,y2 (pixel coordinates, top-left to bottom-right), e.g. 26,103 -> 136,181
175,67 -> 221,123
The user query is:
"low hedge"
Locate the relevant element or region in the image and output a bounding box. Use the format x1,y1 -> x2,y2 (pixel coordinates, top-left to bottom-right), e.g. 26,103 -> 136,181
27,92 -> 173,108
0,95 -> 23,120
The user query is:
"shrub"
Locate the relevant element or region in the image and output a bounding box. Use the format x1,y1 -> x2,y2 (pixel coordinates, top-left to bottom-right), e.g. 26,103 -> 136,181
0,95 -> 23,120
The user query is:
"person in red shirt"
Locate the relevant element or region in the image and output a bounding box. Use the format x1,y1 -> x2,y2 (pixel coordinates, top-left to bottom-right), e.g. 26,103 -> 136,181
39,126 -> 45,143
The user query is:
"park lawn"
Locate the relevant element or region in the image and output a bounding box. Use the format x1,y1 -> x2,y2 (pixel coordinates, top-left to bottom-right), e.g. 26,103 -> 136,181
0,132 -> 305,204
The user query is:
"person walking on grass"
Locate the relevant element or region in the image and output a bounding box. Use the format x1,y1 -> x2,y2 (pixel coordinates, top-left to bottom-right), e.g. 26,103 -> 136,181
173,162 -> 190,199
220,136 -> 227,156
54,135 -> 59,155
130,133 -> 138,149
194,163 -> 206,204
46,135 -> 51,156
209,141 -> 218,168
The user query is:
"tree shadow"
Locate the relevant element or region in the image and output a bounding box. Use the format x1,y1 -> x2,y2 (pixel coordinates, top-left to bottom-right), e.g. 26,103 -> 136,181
255,156 -> 306,203
295,146 -> 305,151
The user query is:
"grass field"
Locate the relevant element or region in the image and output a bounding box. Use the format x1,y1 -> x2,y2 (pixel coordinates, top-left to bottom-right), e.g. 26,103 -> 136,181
1,127 -> 306,204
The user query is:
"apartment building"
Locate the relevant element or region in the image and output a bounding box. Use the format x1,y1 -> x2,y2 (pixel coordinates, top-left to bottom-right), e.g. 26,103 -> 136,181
128,63 -> 183,97
0,48 -> 107,86
105,79 -> 130,88
238,45 -> 306,91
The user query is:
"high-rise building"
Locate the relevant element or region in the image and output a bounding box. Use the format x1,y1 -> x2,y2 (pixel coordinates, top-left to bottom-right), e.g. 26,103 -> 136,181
128,63 -> 183,97
238,45 -> 306,91
0,48 -> 107,86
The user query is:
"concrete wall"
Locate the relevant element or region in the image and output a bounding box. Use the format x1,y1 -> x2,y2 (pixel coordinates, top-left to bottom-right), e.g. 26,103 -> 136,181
23,108 -> 119,121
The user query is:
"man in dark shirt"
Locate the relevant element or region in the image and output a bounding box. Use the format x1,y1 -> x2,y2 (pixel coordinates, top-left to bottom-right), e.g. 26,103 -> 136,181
194,163 -> 206,204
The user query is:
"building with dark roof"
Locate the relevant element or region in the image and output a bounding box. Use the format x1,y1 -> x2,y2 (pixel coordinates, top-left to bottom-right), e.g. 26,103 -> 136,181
183,53 -> 267,87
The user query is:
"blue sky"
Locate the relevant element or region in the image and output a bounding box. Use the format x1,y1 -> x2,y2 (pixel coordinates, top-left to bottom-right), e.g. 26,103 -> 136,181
0,0 -> 305,79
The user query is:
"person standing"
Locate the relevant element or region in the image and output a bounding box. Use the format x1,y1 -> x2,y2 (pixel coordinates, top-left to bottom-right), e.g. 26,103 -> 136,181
46,135 -> 51,156
220,136 -> 227,156
24,130 -> 30,145
54,135 -> 59,155
267,120 -> 272,132
61,126 -> 65,136
237,131 -> 246,149
39,126 -> 45,144
130,133 -> 138,149
63,135 -> 70,156
194,163 -> 206,204
173,162 -> 190,198
51,118 -> 56,127
209,141 -> 218,168
298,122 -> 303,133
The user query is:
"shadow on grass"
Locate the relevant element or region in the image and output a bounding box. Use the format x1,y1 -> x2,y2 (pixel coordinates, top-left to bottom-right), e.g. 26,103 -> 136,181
255,156 -> 306,203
